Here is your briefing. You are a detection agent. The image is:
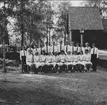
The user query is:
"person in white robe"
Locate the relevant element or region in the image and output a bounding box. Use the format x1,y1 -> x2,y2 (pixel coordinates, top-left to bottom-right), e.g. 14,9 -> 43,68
26,50 -> 35,73
84,42 -> 91,54
84,50 -> 92,71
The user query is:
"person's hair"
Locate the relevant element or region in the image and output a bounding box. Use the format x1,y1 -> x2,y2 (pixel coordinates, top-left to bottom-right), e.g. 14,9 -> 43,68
74,51 -> 77,55
80,51 -> 83,55
85,42 -> 89,46
67,51 -> 71,55
21,46 -> 25,50
35,52 -> 39,55
28,49 -> 32,54
61,50 -> 65,54
76,42 -> 79,46
85,50 -> 89,54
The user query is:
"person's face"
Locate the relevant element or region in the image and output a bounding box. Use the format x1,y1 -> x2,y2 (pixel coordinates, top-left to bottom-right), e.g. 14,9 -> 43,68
86,44 -> 89,47
92,44 -> 95,48
35,52 -> 39,55
76,43 -> 79,47
34,46 -> 36,48
85,51 -> 88,54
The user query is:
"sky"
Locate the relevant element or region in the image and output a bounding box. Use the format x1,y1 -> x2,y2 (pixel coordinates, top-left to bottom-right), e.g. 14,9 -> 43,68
50,0 -> 86,7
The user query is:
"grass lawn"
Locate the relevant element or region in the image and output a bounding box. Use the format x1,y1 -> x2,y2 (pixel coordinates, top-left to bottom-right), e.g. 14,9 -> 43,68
0,70 -> 107,105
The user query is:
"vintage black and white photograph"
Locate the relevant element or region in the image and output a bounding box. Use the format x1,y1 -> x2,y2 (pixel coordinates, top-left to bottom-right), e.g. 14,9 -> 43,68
0,0 -> 107,105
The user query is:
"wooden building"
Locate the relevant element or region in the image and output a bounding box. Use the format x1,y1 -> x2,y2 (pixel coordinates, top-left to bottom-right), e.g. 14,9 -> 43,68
68,7 -> 107,49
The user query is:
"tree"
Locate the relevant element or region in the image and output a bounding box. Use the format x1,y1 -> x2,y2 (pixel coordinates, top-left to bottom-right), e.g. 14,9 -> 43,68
0,0 -> 54,72
12,0 -> 54,47
0,0 -> 55,47
56,2 -> 70,45
85,0 -> 107,19
85,0 -> 102,7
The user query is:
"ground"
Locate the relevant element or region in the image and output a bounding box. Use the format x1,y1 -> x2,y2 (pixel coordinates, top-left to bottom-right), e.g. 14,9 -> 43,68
0,69 -> 107,105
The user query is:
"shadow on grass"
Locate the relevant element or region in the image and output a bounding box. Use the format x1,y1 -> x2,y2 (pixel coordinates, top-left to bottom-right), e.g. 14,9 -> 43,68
0,87 -> 107,105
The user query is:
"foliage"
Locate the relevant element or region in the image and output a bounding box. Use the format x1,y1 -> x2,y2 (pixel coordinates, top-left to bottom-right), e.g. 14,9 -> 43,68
85,0 -> 107,19
0,0 -> 54,46
85,0 -> 102,7
56,2 -> 70,44
13,0 -> 54,46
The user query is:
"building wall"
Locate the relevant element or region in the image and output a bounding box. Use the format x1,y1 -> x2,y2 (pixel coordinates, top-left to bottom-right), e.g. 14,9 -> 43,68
72,30 -> 107,49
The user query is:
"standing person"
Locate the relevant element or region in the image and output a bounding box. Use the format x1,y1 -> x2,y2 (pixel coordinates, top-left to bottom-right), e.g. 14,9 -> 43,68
33,45 -> 37,55
75,42 -> 81,55
71,42 -> 76,54
67,43 -> 71,53
48,45 -> 53,55
80,44 -> 85,54
20,46 -> 27,73
61,43 -> 66,54
91,43 -> 99,72
27,44 -> 33,55
37,45 -> 41,55
34,52 -> 40,74
84,42 -> 91,53
54,43 -> 60,55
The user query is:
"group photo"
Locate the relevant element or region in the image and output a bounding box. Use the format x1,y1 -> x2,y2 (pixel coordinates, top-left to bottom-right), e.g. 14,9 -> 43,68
0,0 -> 107,105
21,42 -> 98,74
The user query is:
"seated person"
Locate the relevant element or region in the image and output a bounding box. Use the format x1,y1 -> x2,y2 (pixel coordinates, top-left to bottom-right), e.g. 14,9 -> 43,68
54,53 -> 60,73
84,50 -> 92,71
26,50 -> 35,73
72,51 -> 79,72
59,50 -> 67,73
39,51 -> 46,73
50,53 -> 56,73
45,52 -> 53,73
34,52 -> 40,73
65,51 -> 74,72
77,51 -> 85,72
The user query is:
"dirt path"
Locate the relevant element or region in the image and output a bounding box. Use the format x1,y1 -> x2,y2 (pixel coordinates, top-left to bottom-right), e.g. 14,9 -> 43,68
0,70 -> 107,105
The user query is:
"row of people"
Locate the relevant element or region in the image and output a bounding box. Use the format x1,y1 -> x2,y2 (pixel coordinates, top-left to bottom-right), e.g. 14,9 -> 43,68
20,43 -> 99,73
25,50 -> 92,73
25,42 -> 91,55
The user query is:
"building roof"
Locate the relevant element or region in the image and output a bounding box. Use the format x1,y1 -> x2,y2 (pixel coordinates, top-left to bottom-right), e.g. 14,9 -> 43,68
68,7 -> 104,30
102,19 -> 107,32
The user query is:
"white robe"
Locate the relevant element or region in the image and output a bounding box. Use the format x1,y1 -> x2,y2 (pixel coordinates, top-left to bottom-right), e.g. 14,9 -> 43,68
26,54 -> 34,66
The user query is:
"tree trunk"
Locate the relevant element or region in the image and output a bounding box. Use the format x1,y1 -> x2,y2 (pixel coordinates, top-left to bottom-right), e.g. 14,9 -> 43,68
21,0 -> 24,47
3,0 -> 6,73
3,38 -> 6,73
